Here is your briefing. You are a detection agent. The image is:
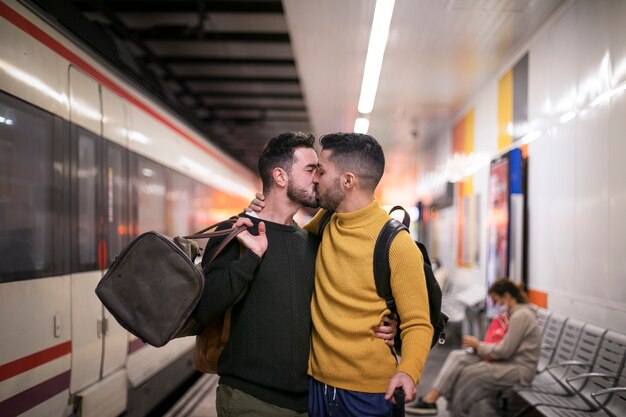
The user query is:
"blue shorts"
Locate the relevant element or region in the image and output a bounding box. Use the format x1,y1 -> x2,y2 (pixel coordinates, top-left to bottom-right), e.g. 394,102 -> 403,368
308,377 -> 393,417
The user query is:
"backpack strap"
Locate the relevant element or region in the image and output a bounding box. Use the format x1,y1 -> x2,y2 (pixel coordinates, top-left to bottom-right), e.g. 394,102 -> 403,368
415,241 -> 432,267
388,206 -> 411,228
386,205 -> 432,266
374,218 -> 408,359
373,219 -> 408,316
317,210 -> 335,237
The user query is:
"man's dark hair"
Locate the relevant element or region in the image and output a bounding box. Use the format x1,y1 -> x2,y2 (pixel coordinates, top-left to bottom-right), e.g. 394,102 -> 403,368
258,132 -> 316,193
319,133 -> 385,191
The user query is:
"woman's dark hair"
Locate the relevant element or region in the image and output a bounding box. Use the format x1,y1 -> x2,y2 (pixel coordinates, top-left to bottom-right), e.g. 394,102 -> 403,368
488,278 -> 529,304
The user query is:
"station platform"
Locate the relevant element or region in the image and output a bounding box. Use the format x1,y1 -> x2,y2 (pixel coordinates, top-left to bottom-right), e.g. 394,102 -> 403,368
163,335 -> 460,417
163,373 -> 219,417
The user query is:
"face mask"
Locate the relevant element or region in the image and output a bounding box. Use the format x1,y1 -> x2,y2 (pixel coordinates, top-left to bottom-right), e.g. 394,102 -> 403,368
490,301 -> 508,316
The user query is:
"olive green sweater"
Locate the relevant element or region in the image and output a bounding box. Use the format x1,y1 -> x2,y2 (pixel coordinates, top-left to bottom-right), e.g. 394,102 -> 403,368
194,215 -> 318,412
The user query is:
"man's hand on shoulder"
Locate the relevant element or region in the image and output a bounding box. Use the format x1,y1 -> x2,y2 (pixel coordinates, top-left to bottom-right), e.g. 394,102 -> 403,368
244,192 -> 266,214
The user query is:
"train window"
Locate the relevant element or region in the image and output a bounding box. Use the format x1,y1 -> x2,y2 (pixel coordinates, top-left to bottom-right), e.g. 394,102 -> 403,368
0,92 -> 60,282
136,156 -> 166,234
105,141 -> 128,265
166,169 -> 194,236
72,127 -> 100,272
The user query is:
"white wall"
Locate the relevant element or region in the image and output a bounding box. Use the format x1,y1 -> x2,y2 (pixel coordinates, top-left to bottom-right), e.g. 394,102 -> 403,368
471,81 -> 498,288
420,0 -> 626,333
528,0 -> 626,333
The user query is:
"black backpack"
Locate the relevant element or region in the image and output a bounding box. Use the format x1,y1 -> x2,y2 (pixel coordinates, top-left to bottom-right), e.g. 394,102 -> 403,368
319,206 -> 448,352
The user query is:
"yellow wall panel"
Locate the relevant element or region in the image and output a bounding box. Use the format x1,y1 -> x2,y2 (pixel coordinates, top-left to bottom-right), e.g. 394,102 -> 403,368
498,70 -> 513,150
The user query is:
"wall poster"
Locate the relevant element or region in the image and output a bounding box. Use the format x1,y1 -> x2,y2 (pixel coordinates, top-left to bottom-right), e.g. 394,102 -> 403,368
486,156 -> 509,289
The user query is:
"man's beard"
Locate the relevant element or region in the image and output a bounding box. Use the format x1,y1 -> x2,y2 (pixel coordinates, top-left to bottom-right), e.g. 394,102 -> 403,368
287,182 -> 318,208
315,177 -> 344,211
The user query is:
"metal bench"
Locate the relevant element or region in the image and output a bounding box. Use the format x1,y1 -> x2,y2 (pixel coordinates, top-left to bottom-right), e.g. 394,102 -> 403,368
535,307 -> 552,339
536,314 -> 569,374
525,386 -> 626,417
514,330 -> 626,416
517,321 -> 602,397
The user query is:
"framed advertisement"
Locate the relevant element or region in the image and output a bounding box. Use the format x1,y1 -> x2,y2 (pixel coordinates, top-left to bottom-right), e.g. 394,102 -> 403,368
486,156 -> 509,289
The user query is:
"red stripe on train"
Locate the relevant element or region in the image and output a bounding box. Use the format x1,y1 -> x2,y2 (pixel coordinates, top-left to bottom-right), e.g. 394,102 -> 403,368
0,341 -> 71,382
0,1 -> 246,178
0,370 -> 71,417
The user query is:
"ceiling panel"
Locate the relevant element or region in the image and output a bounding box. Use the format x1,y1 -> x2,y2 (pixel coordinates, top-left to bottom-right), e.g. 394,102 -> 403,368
35,0 -> 565,173
285,0 -> 565,144
113,13 -> 288,32
283,0 -> 375,134
144,41 -> 294,58
33,0 -> 311,170
200,97 -> 305,107
170,64 -> 298,77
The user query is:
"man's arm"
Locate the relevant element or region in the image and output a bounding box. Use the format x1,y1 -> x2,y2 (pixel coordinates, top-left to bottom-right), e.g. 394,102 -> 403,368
246,191 -> 327,236
385,232 -> 434,401
193,218 -> 266,326
303,208 -> 328,235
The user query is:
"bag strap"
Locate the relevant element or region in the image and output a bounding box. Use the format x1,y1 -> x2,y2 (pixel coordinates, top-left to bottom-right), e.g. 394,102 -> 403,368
373,218 -> 408,315
415,241 -> 432,266
388,205 -> 411,228
181,216 -> 249,266
183,216 -> 239,239
385,205 -> 432,264
203,223 -> 248,267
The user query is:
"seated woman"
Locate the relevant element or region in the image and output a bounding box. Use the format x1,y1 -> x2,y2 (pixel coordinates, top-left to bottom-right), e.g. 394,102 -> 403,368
405,278 -> 540,417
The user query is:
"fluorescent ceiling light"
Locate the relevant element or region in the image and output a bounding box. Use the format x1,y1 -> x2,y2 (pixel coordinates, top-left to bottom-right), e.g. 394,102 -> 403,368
354,117 -> 370,134
357,0 -> 395,114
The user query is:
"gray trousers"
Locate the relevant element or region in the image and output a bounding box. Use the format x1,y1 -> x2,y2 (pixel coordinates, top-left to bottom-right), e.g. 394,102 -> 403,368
434,350 -> 520,417
432,349 -> 481,397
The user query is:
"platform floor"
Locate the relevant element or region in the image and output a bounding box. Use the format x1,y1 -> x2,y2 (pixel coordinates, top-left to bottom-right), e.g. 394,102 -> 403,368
165,333 -> 460,417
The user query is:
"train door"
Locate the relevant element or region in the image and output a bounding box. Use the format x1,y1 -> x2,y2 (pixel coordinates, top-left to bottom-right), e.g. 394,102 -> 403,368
100,89 -> 129,378
68,67 -> 104,394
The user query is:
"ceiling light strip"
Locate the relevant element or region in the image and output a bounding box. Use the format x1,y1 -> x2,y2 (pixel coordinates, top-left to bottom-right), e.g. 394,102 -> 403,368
357,0 -> 395,115
354,117 -> 370,134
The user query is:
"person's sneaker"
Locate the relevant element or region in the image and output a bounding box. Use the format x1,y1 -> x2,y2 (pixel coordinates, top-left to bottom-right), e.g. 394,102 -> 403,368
405,397 -> 438,415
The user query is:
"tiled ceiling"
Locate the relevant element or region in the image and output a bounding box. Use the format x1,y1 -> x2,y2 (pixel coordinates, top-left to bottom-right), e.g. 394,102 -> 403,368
284,0 -> 566,147
28,0 -> 310,171
28,0 -> 566,177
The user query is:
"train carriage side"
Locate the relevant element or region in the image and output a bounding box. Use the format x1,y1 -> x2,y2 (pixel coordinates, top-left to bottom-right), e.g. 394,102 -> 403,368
0,2 -> 256,417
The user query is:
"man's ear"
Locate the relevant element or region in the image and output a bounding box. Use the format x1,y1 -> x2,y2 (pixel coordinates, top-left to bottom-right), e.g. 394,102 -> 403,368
342,172 -> 356,190
272,167 -> 288,188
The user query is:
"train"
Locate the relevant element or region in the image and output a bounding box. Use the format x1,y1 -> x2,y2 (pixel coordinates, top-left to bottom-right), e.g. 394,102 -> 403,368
0,1 -> 258,416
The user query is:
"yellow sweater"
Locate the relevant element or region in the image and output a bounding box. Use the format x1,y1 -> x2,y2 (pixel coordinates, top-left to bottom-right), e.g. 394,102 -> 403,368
305,199 -> 433,392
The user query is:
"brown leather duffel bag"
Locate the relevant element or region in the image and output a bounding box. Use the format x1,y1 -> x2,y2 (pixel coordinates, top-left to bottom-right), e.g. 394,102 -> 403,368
95,218 -> 243,348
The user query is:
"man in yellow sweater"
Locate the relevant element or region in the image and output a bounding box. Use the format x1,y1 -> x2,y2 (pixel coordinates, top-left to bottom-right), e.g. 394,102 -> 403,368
304,133 -> 433,416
